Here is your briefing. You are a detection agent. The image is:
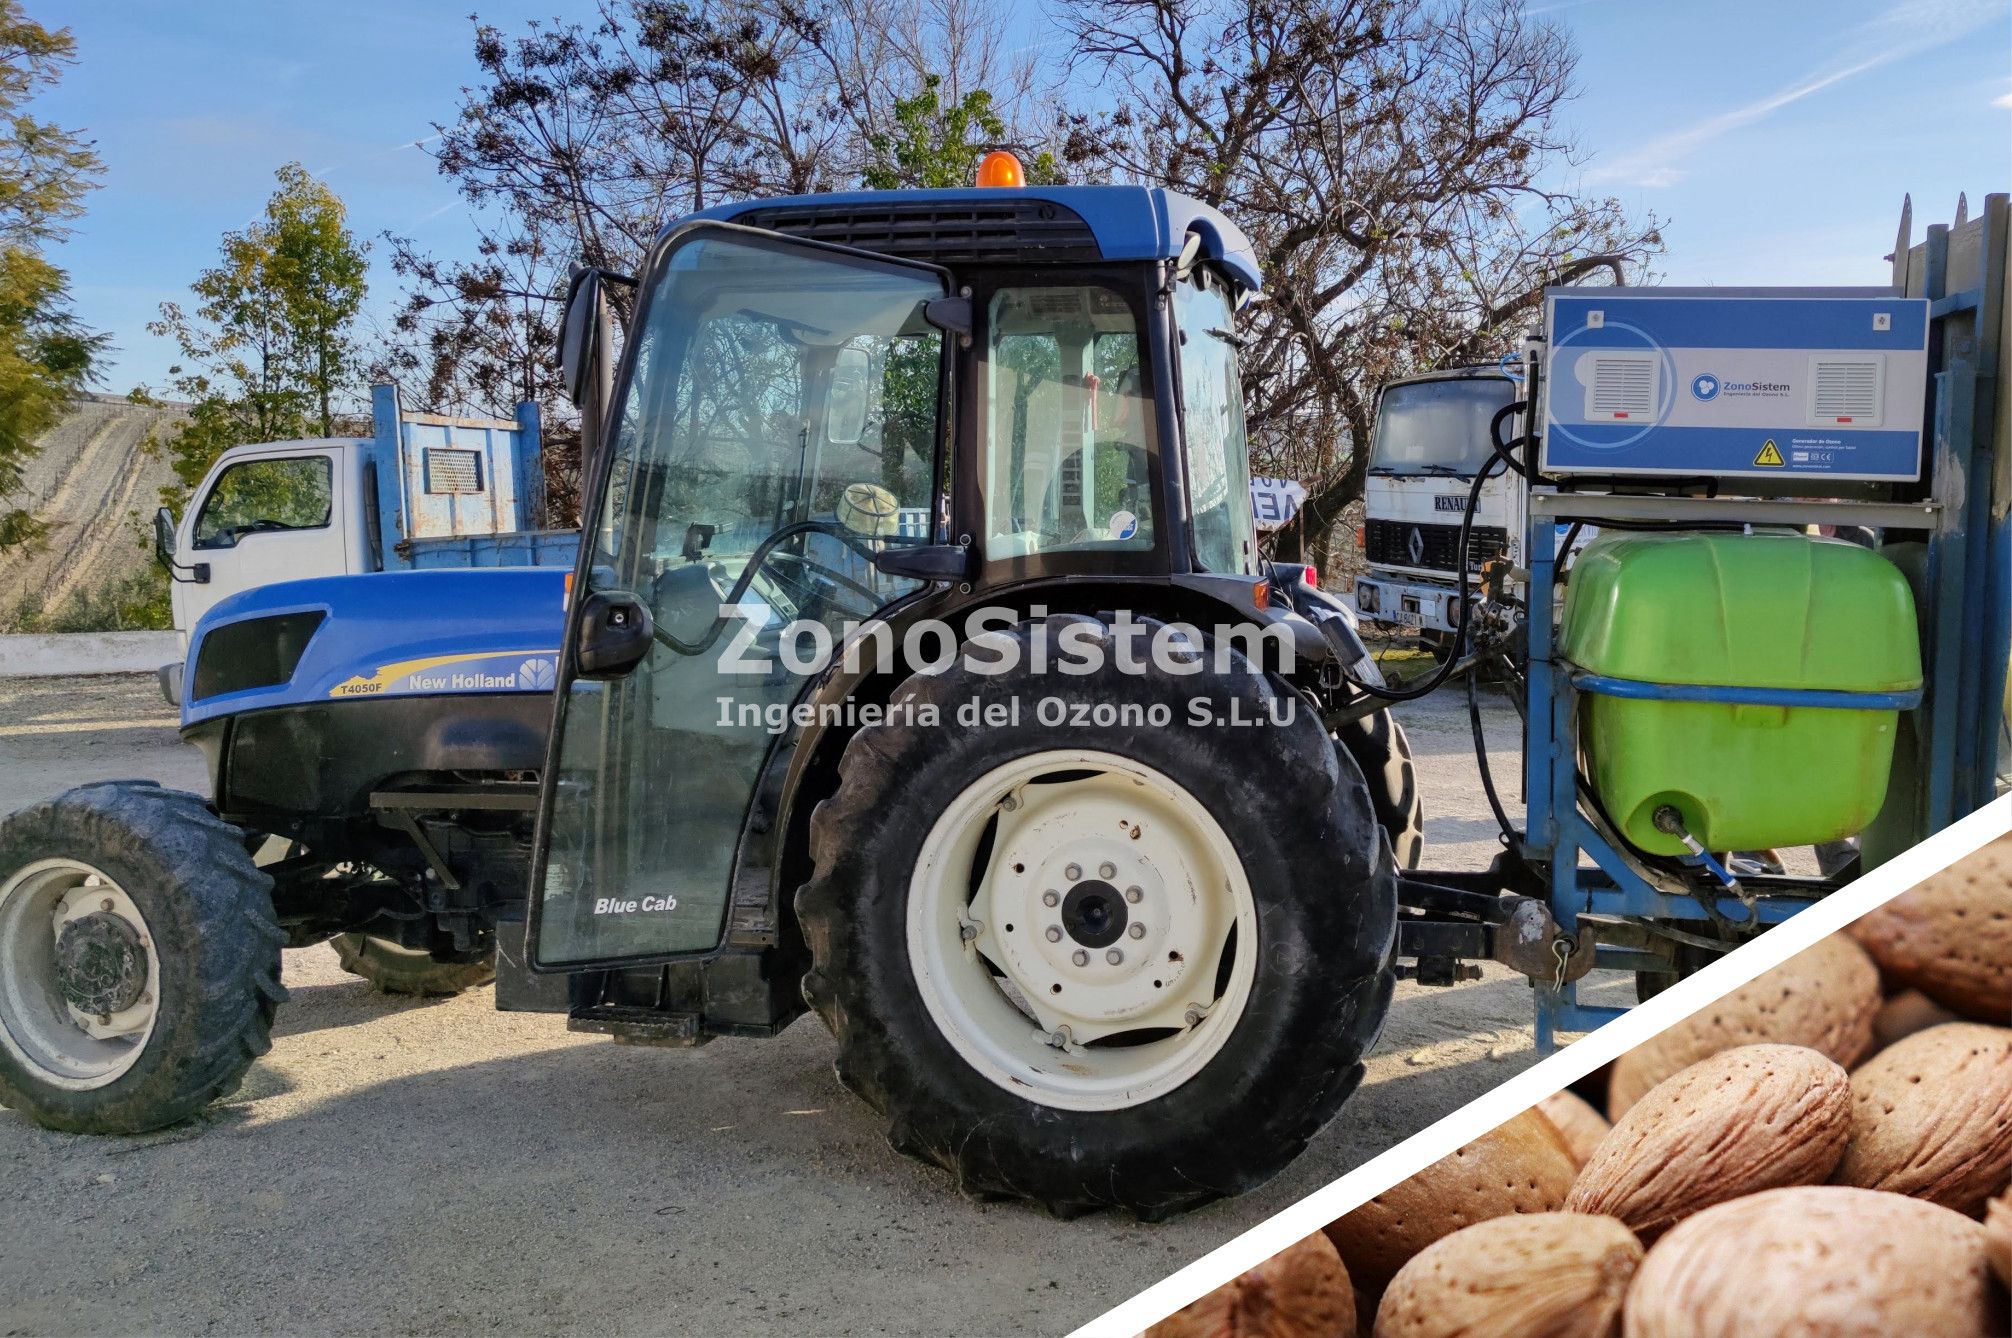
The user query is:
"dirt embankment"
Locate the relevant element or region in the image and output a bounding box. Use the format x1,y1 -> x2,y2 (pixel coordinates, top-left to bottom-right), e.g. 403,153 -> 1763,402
1,394 -> 187,621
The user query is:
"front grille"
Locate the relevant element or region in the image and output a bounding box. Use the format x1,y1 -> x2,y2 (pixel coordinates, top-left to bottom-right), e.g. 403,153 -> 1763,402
735,199 -> 1103,265
1364,519 -> 1508,574
192,611 -> 326,701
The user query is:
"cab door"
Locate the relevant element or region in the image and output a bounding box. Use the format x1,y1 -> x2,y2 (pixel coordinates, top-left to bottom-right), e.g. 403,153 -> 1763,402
530,225 -> 951,969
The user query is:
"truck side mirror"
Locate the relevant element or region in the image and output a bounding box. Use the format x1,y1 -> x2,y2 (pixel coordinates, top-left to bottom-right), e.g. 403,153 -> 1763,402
152,506 -> 175,567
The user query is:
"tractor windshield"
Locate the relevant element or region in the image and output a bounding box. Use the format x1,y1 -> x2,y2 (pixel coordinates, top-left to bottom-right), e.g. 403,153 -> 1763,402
1369,376 -> 1514,477
536,229 -> 948,967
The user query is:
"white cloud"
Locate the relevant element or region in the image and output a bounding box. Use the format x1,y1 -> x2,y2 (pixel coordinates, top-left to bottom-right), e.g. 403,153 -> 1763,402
1592,0 -> 2003,187
1994,88 -> 2012,108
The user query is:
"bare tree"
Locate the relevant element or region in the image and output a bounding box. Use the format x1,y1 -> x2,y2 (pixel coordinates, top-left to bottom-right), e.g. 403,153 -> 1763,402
1063,0 -> 1662,561
384,0 -> 1060,522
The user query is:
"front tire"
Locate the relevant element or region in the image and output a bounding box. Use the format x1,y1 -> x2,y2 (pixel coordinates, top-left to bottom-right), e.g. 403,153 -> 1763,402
798,616 -> 1397,1218
332,934 -> 495,997
0,781 -> 285,1133
1337,710 -> 1423,869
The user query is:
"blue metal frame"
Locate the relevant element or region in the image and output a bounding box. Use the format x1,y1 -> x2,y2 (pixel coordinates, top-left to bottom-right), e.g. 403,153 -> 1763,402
1521,196 -> 2009,1052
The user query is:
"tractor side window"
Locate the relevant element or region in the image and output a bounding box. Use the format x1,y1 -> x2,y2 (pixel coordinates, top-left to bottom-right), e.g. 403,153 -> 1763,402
192,456 -> 333,550
984,285 -> 1155,558
1174,270 -> 1255,575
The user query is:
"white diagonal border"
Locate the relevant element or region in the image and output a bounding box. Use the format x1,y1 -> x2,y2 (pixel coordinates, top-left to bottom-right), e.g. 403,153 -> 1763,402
1074,794 -> 2012,1337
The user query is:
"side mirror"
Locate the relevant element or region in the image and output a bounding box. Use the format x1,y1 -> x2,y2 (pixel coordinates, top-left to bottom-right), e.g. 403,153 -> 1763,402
152,507 -> 175,567
558,267 -> 613,409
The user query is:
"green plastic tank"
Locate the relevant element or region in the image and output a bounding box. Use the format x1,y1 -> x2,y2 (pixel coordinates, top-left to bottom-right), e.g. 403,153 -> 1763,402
1558,531 -> 1921,856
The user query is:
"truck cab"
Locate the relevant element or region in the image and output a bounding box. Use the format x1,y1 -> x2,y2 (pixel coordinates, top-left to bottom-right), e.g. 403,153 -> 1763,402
154,384 -> 573,648
1352,365 -> 1519,647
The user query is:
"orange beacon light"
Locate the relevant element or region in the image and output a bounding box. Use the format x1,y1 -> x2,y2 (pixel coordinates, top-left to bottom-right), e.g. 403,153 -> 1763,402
975,150 -> 1025,189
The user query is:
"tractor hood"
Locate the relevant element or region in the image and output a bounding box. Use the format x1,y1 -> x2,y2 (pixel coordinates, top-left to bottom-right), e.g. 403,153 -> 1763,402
180,567 -> 568,729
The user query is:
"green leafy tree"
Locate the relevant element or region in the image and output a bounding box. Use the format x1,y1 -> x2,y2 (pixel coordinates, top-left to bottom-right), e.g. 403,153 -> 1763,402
0,2 -> 105,554
146,163 -> 368,509
862,74 -> 1058,190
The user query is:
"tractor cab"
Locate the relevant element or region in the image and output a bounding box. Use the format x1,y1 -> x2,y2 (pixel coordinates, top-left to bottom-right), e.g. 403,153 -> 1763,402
533,178 -> 1278,971
509,170 -> 1404,1217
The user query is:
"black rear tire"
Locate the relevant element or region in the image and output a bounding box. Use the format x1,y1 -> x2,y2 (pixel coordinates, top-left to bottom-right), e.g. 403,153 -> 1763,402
797,615 -> 1397,1219
331,934 -> 495,997
0,781 -> 285,1133
1336,711 -> 1424,869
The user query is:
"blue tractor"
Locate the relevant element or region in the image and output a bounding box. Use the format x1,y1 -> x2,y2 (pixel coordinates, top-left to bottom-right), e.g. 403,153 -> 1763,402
0,174 -> 1441,1217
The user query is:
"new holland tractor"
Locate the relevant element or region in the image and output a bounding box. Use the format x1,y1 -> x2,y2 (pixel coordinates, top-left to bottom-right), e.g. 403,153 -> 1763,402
3,168 -> 2000,1221
0,169 -> 1439,1217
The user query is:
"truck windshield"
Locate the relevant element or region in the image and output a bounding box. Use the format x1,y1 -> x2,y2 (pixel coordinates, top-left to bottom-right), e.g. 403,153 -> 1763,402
1369,377 -> 1513,477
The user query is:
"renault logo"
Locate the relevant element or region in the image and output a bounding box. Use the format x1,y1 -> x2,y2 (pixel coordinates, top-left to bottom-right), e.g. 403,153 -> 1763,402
1406,527 -> 1425,565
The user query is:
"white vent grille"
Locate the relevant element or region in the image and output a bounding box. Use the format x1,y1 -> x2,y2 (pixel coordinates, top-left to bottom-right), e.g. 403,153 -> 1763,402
1808,355 -> 1884,426
424,448 -> 485,494
1581,351 -> 1659,421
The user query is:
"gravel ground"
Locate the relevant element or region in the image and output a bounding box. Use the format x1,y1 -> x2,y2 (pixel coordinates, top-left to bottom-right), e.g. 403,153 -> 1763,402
0,673 -> 1603,1337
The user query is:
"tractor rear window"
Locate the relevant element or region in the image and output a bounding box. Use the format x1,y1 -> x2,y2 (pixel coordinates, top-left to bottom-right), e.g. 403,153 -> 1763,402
983,285 -> 1155,559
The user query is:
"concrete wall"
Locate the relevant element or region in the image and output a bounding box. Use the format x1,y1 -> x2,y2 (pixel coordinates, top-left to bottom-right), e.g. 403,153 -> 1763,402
0,631 -> 180,678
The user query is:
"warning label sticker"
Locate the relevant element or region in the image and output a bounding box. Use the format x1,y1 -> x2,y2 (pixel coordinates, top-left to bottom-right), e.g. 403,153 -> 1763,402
1753,440 -> 1785,468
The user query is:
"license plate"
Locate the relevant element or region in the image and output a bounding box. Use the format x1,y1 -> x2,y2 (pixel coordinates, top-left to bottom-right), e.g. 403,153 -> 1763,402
1397,610 -> 1424,628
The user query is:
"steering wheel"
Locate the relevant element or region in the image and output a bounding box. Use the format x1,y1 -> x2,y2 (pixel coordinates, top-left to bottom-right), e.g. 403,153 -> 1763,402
654,519 -> 919,656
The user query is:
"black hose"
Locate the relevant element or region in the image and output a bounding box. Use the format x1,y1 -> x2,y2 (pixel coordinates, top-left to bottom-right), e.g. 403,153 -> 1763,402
1345,450 -> 1506,702
1469,661 -> 1519,845
1489,401 -> 1532,480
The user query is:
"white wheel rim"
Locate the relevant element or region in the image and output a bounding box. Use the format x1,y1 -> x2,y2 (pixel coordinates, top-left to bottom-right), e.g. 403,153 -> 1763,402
906,749 -> 1258,1111
0,858 -> 161,1090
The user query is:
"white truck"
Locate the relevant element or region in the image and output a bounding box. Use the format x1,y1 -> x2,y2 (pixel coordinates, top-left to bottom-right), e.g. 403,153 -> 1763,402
152,385 -> 575,642
1350,364 -> 1521,651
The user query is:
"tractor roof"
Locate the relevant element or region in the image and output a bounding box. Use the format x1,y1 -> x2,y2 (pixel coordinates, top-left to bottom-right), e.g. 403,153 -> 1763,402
678,186 -> 1261,292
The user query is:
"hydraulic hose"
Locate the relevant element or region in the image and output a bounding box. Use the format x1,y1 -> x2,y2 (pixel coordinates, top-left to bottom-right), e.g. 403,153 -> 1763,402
1468,661 -> 1520,845
1489,401 -> 1532,480
1344,449 -> 1505,702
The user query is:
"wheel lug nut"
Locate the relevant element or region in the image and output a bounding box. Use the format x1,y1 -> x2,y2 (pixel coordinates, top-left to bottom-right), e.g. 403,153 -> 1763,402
1128,923 -> 1145,939
1098,862 -> 1116,879
1072,949 -> 1089,967
1184,1005 -> 1204,1026
1105,948 -> 1123,965
1124,886 -> 1143,903
1045,926 -> 1063,942
100,898 -> 113,912
1064,863 -> 1082,881
1041,890 -> 1060,907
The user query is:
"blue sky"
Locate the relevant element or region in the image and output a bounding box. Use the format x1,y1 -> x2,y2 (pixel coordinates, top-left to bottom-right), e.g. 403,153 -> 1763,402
33,0 -> 2012,394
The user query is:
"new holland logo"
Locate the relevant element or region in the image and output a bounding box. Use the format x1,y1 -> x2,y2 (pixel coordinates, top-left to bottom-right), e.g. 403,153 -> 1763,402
1406,527 -> 1426,565
519,657 -> 557,690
